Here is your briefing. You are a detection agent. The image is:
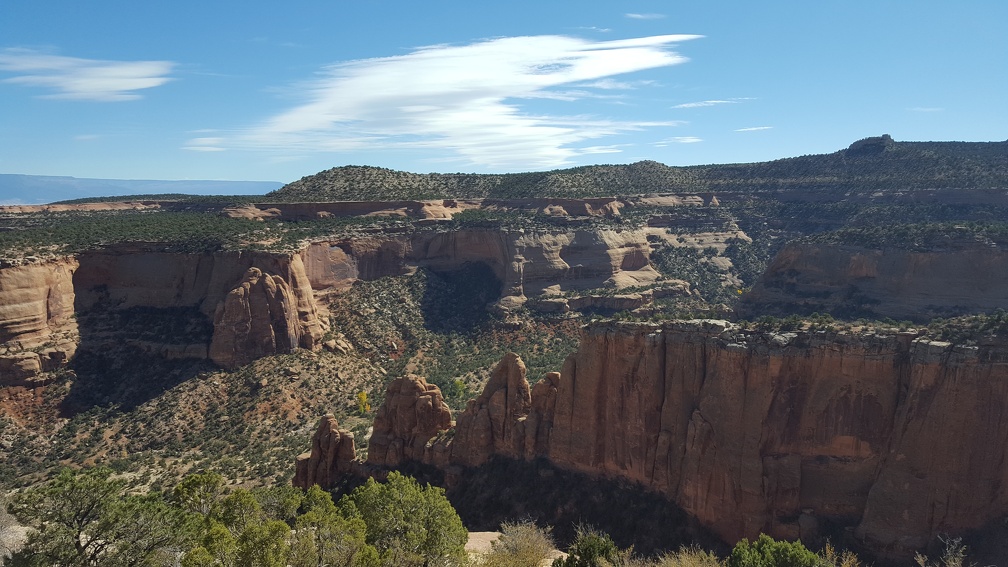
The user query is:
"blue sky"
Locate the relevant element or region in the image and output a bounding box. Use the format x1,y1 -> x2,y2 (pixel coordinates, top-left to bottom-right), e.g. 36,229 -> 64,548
1,1 -> 1005,185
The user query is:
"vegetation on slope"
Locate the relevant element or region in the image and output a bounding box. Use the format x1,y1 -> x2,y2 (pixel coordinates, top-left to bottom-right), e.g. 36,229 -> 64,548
800,220 -> 1008,251
328,266 -> 580,412
269,137 -> 1008,201
0,259 -> 579,489
3,464 -> 981,567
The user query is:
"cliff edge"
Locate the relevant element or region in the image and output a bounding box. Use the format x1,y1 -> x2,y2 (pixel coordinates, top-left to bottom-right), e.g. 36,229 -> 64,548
298,321 -> 1008,558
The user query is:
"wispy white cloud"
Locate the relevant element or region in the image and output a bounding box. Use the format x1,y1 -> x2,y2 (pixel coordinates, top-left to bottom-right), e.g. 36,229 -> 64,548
625,13 -> 666,20
673,99 -> 735,109
579,78 -> 656,90
209,34 -> 701,170
182,137 -> 227,152
655,136 -> 702,146
0,48 -> 174,101
908,106 -> 943,112
735,126 -> 773,132
575,26 -> 612,33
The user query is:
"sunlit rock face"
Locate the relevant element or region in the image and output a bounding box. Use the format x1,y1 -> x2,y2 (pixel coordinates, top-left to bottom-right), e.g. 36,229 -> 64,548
0,258 -> 78,384
301,321 -> 1008,559
0,248 -> 327,378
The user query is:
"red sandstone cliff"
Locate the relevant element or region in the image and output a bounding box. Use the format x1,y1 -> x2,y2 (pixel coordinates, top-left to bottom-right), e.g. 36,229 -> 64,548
0,248 -> 326,377
741,240 -> 1008,322
298,321 -> 1008,557
0,258 -> 79,383
300,227 -> 662,311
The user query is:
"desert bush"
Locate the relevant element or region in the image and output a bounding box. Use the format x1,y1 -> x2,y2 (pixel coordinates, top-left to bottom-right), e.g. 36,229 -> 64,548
0,493 -> 23,565
818,542 -> 862,567
552,525 -> 621,567
914,536 -> 970,567
727,534 -> 818,567
481,520 -> 555,567
9,467 -> 194,567
652,546 -> 724,567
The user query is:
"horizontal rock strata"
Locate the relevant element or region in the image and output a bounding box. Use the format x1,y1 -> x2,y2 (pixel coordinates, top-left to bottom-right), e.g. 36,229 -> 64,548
299,320 -> 1008,557
741,240 -> 1008,321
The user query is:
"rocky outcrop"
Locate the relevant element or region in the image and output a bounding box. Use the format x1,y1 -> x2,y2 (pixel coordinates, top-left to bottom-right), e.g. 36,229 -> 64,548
208,266 -> 306,369
0,248 -> 326,376
74,248 -> 325,369
302,322 -> 1008,558
450,352 -> 531,467
293,414 -> 358,489
0,258 -> 78,384
741,240 -> 1008,322
366,375 -> 453,468
301,227 -> 662,310
0,258 -> 78,347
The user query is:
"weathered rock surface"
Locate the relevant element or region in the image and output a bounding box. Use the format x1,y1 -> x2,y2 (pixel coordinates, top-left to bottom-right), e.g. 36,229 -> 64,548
293,414 -> 357,489
303,322 -> 1008,557
741,240 -> 1008,321
450,352 -> 531,467
0,258 -> 78,347
0,258 -> 79,383
0,248 -> 326,375
208,266 -> 306,369
366,375 -> 453,467
301,227 -> 663,310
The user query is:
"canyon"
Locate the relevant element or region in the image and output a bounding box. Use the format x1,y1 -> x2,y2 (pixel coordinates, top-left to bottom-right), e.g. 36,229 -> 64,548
4,137 -> 1008,559
297,321 -> 1008,558
0,197 -> 727,381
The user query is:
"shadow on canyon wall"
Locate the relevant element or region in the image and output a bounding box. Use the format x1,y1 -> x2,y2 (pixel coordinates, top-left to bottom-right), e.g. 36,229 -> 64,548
60,301 -> 215,416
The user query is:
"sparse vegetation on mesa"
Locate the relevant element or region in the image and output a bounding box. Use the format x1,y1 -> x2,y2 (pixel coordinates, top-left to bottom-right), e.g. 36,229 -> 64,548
269,138 -> 1008,201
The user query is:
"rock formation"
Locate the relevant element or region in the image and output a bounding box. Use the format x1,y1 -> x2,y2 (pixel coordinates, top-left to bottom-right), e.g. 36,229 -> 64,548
0,258 -> 78,384
741,239 -> 1008,321
450,352 -> 531,467
300,227 -> 664,312
293,414 -> 358,489
0,248 -> 326,377
366,375 -> 453,468
300,322 -> 1008,558
209,267 -> 305,369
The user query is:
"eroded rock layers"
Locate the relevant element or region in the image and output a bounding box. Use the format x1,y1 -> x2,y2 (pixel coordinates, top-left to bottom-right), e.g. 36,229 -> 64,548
299,321 -> 1008,557
741,240 -> 1008,322
0,250 -> 326,379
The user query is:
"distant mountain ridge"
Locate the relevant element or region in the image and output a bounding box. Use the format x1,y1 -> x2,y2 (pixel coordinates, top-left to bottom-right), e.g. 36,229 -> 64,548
0,174 -> 283,205
270,136 -> 1008,201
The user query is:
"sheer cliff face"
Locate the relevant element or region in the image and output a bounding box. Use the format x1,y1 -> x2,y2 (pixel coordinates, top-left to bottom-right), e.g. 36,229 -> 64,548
0,250 -> 326,376
316,322 -> 1008,556
0,224 -> 658,376
0,259 -> 79,383
741,241 -> 1008,321
300,227 -> 659,308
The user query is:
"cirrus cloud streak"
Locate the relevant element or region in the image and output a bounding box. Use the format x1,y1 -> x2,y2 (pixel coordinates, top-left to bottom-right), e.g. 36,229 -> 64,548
0,48 -> 174,101
209,34 -> 701,170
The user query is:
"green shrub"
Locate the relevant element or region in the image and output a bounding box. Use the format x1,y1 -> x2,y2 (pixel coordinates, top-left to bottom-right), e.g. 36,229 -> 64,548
340,472 -> 468,566
482,520 -> 556,567
553,525 -> 621,567
727,534 -> 819,567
